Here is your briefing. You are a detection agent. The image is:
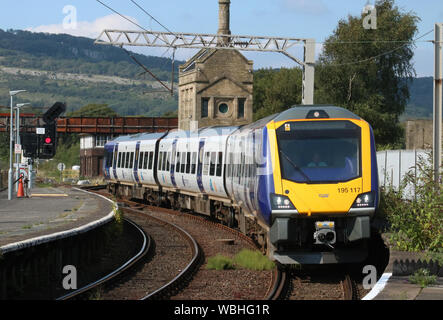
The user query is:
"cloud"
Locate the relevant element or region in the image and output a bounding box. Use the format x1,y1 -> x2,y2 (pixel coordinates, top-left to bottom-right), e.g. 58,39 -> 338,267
282,0 -> 329,15
27,14 -> 141,39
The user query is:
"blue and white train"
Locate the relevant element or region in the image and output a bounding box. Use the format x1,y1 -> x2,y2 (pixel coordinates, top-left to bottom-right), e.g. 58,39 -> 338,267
104,106 -> 379,264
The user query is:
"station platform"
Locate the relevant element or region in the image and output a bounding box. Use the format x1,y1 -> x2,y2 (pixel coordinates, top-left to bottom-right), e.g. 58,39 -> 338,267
0,186 -> 115,252
365,250 -> 443,300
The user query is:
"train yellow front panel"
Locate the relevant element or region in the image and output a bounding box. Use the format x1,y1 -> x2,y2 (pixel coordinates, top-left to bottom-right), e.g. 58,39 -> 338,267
282,178 -> 363,214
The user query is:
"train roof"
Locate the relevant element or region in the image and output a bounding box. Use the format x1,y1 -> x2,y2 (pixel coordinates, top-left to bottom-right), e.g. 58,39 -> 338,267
273,105 -> 361,122
110,132 -> 167,143
162,126 -> 240,140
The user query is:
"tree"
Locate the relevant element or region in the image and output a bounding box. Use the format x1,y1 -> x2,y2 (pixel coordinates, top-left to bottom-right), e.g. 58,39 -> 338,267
253,68 -> 302,120
317,0 -> 419,147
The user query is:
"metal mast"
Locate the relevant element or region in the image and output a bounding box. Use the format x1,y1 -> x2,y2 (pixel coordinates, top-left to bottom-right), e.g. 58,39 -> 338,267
94,1 -> 316,105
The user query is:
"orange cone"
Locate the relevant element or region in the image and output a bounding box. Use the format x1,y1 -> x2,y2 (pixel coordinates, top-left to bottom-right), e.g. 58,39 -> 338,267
17,177 -> 25,198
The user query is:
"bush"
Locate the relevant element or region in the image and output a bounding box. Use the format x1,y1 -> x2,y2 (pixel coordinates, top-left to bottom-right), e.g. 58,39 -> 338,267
380,153 -> 442,253
409,268 -> 437,288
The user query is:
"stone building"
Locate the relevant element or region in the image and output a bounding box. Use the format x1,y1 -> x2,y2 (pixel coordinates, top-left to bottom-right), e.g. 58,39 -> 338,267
178,0 -> 254,131
178,49 -> 253,131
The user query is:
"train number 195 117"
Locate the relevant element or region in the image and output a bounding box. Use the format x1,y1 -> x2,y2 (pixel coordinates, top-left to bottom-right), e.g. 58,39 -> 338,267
337,187 -> 361,194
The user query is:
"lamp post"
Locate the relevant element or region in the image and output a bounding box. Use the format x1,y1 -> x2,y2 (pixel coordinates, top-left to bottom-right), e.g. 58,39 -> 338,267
8,90 -> 27,200
15,103 -> 31,191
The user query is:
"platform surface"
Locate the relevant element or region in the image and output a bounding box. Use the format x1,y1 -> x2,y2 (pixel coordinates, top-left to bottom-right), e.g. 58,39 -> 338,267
0,186 -> 113,248
372,250 -> 443,300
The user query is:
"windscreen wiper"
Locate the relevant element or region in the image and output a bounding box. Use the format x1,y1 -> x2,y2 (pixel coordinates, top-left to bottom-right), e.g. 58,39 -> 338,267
279,150 -> 312,182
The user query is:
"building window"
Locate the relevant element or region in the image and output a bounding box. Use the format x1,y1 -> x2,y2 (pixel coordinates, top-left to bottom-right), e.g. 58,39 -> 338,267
218,103 -> 229,114
201,98 -> 209,118
238,98 -> 245,118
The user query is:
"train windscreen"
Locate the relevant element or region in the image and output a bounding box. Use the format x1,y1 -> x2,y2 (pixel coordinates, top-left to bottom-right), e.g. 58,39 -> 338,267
276,120 -> 361,183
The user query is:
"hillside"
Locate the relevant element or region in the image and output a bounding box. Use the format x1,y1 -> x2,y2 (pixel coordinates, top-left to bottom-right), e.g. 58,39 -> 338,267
401,77 -> 433,120
0,29 -> 181,116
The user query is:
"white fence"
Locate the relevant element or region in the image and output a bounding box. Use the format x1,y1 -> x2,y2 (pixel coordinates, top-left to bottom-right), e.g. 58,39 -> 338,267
376,149 -> 431,199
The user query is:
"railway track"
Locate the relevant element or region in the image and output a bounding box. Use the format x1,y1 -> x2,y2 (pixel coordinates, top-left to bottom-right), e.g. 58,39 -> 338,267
58,198 -> 200,300
71,186 -> 363,301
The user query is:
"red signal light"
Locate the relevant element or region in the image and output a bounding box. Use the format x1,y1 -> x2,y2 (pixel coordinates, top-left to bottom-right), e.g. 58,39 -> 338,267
45,137 -> 52,144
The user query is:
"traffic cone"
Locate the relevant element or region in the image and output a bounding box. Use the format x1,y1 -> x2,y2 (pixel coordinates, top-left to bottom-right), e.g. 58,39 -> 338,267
17,177 -> 25,198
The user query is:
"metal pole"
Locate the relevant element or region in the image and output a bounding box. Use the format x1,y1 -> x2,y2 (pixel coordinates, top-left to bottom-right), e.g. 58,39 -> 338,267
8,95 -> 14,200
15,106 -> 20,192
434,23 -> 442,185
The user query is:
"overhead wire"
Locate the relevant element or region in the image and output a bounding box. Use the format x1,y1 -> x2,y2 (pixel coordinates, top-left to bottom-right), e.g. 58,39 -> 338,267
319,29 -> 434,67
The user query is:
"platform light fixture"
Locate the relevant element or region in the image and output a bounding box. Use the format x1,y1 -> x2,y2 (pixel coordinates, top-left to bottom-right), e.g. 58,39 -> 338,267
8,90 -> 27,200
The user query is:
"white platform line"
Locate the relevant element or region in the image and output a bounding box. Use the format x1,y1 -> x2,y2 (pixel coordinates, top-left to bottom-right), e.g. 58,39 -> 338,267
361,272 -> 393,300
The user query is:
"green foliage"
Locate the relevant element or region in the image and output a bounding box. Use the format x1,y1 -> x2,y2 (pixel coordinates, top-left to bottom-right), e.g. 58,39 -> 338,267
317,0 -> 419,146
233,249 -> 275,271
37,135 -> 80,180
66,104 -> 119,117
206,254 -> 235,270
379,153 -> 443,252
409,268 -> 437,288
253,68 -> 302,121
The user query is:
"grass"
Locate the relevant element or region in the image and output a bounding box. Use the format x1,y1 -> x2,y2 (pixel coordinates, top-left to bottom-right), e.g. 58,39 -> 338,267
409,268 -> 437,288
206,254 -> 235,270
233,249 -> 275,271
206,250 -> 275,271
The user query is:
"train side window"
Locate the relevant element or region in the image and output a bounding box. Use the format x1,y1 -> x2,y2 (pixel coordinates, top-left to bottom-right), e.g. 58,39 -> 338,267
138,152 -> 144,169
181,152 -> 186,173
162,152 -> 167,171
157,151 -> 163,171
148,152 -> 153,170
210,152 -> 216,176
216,152 -> 223,177
191,152 -> 197,174
203,152 -> 210,176
122,153 -> 126,168
175,152 -> 181,173
142,152 -> 147,169
117,152 -> 121,168
166,152 -> 171,171
186,152 -> 191,174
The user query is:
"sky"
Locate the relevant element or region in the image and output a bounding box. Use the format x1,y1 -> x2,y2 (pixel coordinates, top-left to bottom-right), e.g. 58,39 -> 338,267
0,0 -> 442,77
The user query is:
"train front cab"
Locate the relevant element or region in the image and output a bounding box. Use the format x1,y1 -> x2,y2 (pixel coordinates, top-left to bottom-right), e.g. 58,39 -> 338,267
267,107 -> 378,264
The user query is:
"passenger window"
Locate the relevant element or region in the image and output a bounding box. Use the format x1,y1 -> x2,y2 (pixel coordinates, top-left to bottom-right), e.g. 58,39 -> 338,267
210,152 -> 216,176
117,152 -> 121,168
139,152 -> 144,169
175,152 -> 181,173
191,152 -> 197,174
186,152 -> 191,174
158,152 -> 164,171
166,152 -> 170,171
143,152 -> 148,169
162,152 -> 167,171
130,152 -> 134,169
203,152 -> 210,176
181,152 -> 186,173
148,152 -> 153,170
216,152 -> 223,177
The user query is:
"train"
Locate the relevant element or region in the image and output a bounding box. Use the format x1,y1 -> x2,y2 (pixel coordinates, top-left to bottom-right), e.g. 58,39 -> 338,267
103,105 -> 379,264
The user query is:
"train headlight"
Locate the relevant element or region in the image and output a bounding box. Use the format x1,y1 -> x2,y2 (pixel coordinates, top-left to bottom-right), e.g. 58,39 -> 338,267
271,193 -> 296,210
352,191 -> 375,208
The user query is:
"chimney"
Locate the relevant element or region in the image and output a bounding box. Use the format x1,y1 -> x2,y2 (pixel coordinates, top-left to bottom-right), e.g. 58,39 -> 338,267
217,0 -> 231,45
